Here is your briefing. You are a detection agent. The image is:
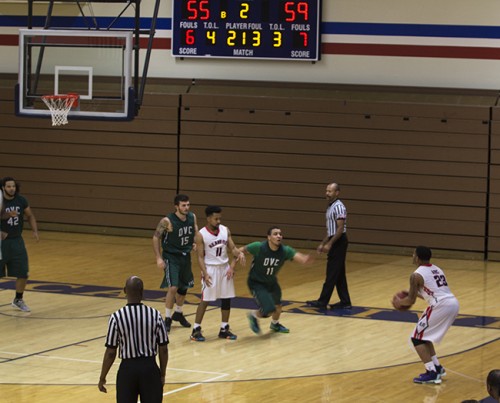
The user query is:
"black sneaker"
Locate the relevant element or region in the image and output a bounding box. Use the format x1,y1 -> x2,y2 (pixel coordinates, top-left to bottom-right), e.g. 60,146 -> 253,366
190,326 -> 205,342
306,300 -> 327,308
165,317 -> 172,332
172,311 -> 191,328
218,324 -> 237,340
329,302 -> 352,310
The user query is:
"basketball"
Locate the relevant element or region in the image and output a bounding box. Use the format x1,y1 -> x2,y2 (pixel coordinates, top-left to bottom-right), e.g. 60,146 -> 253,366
396,290 -> 409,299
392,290 -> 411,311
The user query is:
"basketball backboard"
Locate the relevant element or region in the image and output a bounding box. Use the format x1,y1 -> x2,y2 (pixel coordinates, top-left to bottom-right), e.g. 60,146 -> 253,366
16,29 -> 135,121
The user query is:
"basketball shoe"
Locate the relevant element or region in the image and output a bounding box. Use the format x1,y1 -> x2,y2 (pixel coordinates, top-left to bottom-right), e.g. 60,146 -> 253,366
413,370 -> 441,384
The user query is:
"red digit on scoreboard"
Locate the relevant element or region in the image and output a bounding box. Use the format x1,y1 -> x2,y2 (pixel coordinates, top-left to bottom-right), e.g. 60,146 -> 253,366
199,0 -> 210,20
297,2 -> 308,21
186,0 -> 197,19
284,1 -> 309,22
186,0 -> 210,20
284,2 -> 294,21
185,29 -> 195,45
300,32 -> 308,46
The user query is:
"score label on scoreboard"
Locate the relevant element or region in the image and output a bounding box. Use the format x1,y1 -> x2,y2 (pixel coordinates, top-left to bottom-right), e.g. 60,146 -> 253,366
171,0 -> 321,61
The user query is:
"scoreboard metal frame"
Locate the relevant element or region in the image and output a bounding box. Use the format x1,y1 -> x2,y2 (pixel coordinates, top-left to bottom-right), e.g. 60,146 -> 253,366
171,0 -> 321,61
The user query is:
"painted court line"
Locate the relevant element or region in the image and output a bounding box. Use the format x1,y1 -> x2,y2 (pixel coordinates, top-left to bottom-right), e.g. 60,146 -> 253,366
445,368 -> 485,383
163,373 -> 230,397
0,349 -> 228,377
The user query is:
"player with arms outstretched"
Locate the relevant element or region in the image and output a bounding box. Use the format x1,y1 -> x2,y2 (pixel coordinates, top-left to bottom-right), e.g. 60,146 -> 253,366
241,226 -> 313,334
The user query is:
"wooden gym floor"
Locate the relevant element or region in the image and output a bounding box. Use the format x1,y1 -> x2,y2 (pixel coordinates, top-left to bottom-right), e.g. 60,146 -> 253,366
0,232 -> 499,402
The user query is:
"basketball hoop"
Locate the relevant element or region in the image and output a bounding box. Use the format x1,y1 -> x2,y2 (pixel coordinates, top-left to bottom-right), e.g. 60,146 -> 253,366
41,93 -> 79,126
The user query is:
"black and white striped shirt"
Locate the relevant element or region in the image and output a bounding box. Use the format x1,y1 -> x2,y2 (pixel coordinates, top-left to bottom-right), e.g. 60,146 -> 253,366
105,303 -> 169,359
326,199 -> 347,237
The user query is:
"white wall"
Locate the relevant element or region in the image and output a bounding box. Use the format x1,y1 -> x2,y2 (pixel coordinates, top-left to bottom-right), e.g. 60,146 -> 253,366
2,0 -> 500,89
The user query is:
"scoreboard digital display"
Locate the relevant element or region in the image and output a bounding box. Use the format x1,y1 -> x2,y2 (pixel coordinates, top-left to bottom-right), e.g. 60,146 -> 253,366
171,0 -> 321,61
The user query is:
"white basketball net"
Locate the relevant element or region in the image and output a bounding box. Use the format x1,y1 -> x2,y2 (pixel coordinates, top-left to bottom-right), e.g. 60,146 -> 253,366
41,94 -> 78,126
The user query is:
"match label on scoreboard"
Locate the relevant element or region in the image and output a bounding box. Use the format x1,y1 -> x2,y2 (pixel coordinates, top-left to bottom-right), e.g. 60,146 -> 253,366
171,0 -> 321,61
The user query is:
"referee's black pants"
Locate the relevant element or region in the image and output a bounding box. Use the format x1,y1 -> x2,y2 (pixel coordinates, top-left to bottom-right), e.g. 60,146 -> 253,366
117,357 -> 163,403
318,234 -> 351,306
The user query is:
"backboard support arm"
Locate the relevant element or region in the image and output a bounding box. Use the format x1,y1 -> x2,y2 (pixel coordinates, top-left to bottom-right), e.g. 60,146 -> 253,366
26,0 -> 160,116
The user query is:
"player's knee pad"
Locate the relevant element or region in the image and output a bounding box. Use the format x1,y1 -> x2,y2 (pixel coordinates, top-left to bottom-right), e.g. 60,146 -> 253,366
411,337 -> 428,347
220,298 -> 231,310
177,288 -> 187,296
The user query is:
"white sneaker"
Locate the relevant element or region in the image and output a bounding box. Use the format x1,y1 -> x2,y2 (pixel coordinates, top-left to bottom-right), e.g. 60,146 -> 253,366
12,299 -> 31,312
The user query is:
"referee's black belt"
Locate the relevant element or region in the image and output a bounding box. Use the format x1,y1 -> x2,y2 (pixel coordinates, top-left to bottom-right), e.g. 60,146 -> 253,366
328,233 -> 347,240
122,355 -> 156,361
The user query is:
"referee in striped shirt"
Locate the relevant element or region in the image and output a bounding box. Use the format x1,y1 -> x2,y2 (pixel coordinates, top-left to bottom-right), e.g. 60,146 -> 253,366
307,183 -> 352,309
98,276 -> 169,402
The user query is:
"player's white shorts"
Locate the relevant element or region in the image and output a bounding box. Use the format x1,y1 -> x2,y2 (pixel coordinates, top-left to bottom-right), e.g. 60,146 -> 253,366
412,297 -> 459,344
201,263 -> 235,301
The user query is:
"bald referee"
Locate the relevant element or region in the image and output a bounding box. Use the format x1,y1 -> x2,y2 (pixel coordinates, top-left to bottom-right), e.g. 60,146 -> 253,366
98,276 -> 169,403
307,182 -> 352,309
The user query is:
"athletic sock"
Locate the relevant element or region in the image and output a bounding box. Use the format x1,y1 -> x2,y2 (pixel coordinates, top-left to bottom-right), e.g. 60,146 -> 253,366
15,292 -> 23,300
194,323 -> 201,329
165,308 -> 172,318
175,305 -> 183,313
221,322 -> 228,329
424,361 -> 436,372
271,319 -> 279,325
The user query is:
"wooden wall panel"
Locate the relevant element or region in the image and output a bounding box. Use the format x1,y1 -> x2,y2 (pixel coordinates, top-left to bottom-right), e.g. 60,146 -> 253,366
181,134 -> 487,163
0,168 -> 176,188
182,121 -> 488,148
182,149 -> 486,178
1,76 -> 497,257
188,206 -> 484,239
181,107 -> 488,134
350,229 -> 484,251
0,154 -> 175,175
180,174 -> 485,206
19,181 -> 173,202
33,208 -> 161,230
182,84 -> 496,118
181,175 -> 485,197
348,201 -> 485,221
0,78 -> 182,232
0,114 -> 178,133
488,111 -> 500,256
179,83 -> 491,254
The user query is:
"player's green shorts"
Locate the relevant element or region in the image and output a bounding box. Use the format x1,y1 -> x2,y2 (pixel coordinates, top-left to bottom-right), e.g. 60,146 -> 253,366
0,237 -> 29,279
247,279 -> 282,316
160,253 -> 194,291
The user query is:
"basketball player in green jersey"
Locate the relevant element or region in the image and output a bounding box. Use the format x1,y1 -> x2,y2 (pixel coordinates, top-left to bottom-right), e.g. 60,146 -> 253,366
1,177 -> 39,312
241,226 -> 313,334
153,194 -> 210,332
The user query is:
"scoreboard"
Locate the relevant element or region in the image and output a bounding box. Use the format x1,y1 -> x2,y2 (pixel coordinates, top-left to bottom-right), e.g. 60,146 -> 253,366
171,0 -> 321,61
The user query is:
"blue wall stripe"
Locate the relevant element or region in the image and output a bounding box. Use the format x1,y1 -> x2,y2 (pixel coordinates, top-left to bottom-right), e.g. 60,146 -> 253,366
324,22 -> 500,38
0,16 -> 171,30
2,17 -> 500,39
